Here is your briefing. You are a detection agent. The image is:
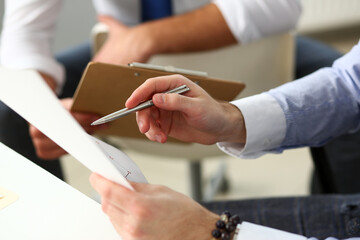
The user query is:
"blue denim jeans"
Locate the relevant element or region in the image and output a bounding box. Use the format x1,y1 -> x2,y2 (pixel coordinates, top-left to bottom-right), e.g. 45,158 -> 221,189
203,194 -> 360,239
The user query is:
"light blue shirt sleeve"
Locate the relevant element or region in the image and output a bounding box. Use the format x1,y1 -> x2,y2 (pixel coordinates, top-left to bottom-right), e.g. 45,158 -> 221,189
268,41 -> 360,151
218,41 -> 360,158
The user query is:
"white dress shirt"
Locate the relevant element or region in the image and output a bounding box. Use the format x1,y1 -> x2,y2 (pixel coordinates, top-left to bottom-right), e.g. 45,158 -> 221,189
1,0 -> 301,94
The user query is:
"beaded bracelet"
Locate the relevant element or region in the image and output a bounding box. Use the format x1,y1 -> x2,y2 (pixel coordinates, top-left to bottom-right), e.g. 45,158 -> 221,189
211,211 -> 240,240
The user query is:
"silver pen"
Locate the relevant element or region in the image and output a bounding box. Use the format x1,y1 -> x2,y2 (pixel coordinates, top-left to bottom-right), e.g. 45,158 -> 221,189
91,85 -> 190,126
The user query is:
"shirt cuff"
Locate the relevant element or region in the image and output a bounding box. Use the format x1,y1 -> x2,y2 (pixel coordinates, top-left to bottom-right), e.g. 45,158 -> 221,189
235,222 -> 307,240
217,93 -> 286,159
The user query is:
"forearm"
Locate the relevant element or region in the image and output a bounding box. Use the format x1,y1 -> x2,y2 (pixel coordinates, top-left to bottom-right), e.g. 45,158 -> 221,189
137,3 -> 237,55
219,43 -> 360,159
134,0 -> 301,56
217,101 -> 246,144
269,44 -> 360,149
218,93 -> 286,159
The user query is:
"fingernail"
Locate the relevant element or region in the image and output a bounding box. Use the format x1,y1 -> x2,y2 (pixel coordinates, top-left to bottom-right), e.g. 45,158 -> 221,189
155,134 -> 162,143
139,121 -> 144,130
155,94 -> 165,104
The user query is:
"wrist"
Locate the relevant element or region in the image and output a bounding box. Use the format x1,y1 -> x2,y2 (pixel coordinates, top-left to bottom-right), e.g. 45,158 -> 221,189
219,102 -> 246,144
136,18 -> 179,56
211,211 -> 241,240
132,24 -> 159,60
200,212 -> 221,240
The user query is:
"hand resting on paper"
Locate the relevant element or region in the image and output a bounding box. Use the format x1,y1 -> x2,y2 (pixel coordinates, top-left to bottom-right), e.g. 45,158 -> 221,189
125,74 -> 246,144
90,173 -> 218,240
29,98 -> 106,160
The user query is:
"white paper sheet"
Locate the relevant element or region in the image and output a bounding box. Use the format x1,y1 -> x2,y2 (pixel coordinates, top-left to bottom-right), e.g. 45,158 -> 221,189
0,67 -> 147,189
0,142 -> 122,240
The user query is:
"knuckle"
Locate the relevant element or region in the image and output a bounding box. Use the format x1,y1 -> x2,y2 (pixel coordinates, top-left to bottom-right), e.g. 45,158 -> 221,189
135,207 -> 151,220
36,150 -> 46,159
173,74 -> 183,79
32,141 -> 45,157
130,199 -> 152,220
31,137 -> 40,148
29,126 -> 39,137
101,201 -> 110,213
173,74 -> 188,82
145,77 -> 154,83
153,184 -> 169,193
145,77 -> 157,87
102,185 -> 113,200
145,132 -> 156,142
123,222 -> 145,240
36,149 -> 51,160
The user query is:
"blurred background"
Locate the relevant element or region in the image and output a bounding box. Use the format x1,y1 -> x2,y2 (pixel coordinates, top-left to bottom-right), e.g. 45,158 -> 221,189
0,0 -> 360,202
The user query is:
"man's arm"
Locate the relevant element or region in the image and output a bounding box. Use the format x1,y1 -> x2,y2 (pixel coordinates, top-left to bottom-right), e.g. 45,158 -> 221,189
1,0 -> 64,94
143,0 -> 302,54
92,4 -> 237,65
138,3 -> 237,55
124,42 -> 360,159
220,42 -> 360,158
93,0 -> 302,65
90,173 -> 353,240
269,43 -> 360,149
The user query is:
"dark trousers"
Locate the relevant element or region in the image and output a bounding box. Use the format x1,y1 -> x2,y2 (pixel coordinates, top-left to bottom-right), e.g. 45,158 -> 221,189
204,194 -> 360,239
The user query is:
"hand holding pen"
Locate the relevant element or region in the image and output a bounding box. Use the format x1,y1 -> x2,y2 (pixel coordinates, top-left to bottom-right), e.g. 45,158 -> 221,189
124,75 -> 246,144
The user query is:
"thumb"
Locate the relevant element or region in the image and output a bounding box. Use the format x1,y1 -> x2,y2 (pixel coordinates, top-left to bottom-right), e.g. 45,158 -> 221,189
153,93 -> 194,114
129,181 -> 149,192
97,15 -> 120,28
60,98 -> 73,111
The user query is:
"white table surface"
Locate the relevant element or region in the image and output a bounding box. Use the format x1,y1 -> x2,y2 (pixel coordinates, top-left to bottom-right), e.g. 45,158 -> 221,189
0,142 -> 121,240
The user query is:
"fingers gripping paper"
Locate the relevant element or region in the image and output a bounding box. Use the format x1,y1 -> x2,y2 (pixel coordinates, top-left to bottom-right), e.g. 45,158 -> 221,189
0,67 -> 147,189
